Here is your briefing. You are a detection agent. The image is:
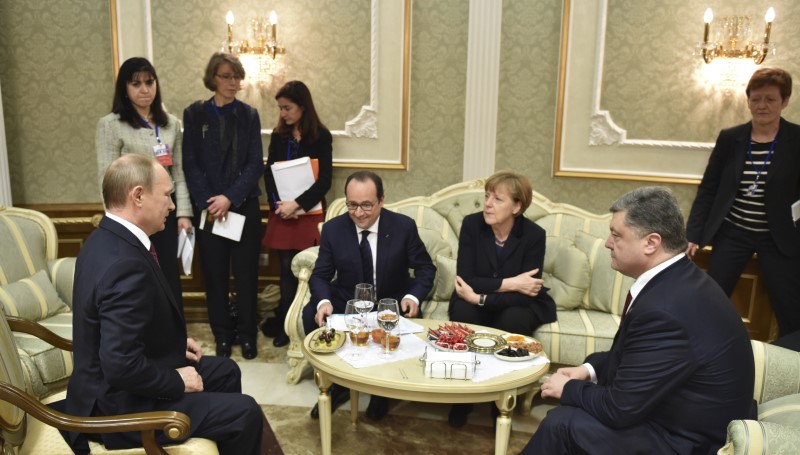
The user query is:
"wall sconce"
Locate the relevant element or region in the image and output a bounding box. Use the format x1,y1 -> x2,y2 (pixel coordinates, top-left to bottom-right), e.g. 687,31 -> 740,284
222,10 -> 286,85
698,7 -> 776,65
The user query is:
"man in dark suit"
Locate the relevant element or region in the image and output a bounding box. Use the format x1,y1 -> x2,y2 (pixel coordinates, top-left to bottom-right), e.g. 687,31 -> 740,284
303,170 -> 435,420
522,187 -> 755,455
65,154 -> 276,454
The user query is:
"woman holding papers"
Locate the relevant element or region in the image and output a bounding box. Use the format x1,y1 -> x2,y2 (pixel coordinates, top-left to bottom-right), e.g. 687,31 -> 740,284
686,67 -> 800,338
95,57 -> 191,307
182,53 -> 264,359
262,81 -> 333,347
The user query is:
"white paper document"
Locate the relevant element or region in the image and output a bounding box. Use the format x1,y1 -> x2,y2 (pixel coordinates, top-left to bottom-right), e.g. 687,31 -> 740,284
199,210 -> 245,242
176,229 -> 195,276
270,157 -> 322,214
792,199 -> 800,224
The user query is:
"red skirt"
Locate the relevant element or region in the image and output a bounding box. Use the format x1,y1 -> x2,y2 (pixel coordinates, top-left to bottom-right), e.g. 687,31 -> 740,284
262,211 -> 323,251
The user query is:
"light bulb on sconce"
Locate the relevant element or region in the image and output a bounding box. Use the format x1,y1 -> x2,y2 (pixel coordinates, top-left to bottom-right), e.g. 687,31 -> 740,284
220,9 -> 286,85
697,6 -> 776,65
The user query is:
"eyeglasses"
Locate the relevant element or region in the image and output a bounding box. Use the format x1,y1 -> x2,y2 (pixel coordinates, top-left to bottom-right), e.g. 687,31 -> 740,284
216,73 -> 243,82
345,201 -> 377,212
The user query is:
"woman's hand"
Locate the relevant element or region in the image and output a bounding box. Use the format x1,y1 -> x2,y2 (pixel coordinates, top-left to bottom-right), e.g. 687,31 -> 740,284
177,217 -> 193,234
276,200 -> 301,220
686,242 -> 700,259
206,195 -> 232,220
455,276 -> 481,305
501,268 -> 543,296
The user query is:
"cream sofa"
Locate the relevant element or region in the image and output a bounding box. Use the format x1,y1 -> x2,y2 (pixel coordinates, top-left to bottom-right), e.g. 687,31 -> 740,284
717,340 -> 800,455
283,179 -> 634,383
0,205 -> 75,398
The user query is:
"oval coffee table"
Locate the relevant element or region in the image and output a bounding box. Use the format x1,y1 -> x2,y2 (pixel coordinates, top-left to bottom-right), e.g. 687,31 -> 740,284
302,319 -> 549,455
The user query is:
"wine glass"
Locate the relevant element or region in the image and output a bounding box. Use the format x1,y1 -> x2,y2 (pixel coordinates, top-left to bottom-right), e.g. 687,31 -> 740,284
353,283 -> 375,326
376,298 -> 399,359
345,300 -> 366,360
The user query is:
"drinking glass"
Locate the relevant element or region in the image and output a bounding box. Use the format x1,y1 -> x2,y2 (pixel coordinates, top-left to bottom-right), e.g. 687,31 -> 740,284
376,298 -> 399,359
353,283 -> 375,328
345,300 -> 367,360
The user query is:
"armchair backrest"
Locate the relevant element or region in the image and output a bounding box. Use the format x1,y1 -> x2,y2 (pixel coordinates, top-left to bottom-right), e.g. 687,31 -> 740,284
0,312 -> 29,448
0,205 -> 58,285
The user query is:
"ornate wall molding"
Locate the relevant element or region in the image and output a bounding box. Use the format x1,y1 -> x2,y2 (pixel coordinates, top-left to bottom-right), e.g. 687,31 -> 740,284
553,0 -> 710,183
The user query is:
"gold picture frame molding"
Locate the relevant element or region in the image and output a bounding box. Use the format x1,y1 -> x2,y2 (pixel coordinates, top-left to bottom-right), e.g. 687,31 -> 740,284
553,0 -> 704,185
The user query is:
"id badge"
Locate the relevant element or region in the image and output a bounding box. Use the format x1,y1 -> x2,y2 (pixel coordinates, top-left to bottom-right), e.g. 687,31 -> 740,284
153,143 -> 173,166
746,183 -> 758,196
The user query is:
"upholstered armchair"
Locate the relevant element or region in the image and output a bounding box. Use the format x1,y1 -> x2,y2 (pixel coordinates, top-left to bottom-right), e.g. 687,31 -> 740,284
0,205 -> 76,398
0,312 -> 218,454
717,340 -> 800,455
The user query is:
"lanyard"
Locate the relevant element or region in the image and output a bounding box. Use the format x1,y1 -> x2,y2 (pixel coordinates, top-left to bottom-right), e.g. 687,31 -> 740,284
140,117 -> 162,145
745,131 -> 778,195
747,132 -> 778,184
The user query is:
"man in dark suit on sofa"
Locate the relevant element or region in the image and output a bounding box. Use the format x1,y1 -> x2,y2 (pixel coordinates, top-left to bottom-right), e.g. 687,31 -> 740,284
303,170 -> 435,420
522,186 -> 755,454
65,154 -> 276,454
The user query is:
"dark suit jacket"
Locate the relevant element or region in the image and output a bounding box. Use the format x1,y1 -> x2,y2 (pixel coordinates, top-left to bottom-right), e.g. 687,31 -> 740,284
451,212 -> 556,324
309,208 -> 436,313
562,257 -> 755,454
687,118 -> 800,256
182,99 -> 264,210
65,216 -> 188,447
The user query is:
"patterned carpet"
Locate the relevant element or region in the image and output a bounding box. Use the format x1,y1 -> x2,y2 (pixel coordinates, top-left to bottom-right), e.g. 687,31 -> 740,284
187,322 -> 554,455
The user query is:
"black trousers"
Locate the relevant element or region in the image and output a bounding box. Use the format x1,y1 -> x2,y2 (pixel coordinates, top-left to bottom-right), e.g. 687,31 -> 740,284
97,356 -> 263,455
195,197 -> 263,344
707,221 -> 800,336
521,405 -> 684,455
150,195 -> 183,306
449,297 -> 544,335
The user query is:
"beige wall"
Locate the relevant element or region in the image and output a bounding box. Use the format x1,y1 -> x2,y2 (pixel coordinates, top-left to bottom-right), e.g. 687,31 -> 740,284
2,0 -> 799,216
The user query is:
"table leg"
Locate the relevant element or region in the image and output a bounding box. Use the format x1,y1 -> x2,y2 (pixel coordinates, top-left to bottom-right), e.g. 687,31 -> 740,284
350,389 -> 360,426
314,371 -> 333,455
495,392 -> 517,455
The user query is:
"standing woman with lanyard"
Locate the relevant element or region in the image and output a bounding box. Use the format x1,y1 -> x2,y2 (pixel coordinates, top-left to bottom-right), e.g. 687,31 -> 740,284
261,81 -> 332,347
182,53 -> 264,359
686,67 -> 800,340
96,57 -> 192,307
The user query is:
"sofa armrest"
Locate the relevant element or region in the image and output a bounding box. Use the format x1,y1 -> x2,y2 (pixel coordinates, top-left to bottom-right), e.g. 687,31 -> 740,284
285,247 -> 319,384
48,257 -> 76,310
717,420 -> 800,455
751,340 -> 800,404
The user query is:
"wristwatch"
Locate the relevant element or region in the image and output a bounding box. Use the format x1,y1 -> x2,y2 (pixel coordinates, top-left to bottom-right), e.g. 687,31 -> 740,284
478,294 -> 486,307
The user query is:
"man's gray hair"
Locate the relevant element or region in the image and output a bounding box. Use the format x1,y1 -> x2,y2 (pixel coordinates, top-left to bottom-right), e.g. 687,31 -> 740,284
609,186 -> 688,254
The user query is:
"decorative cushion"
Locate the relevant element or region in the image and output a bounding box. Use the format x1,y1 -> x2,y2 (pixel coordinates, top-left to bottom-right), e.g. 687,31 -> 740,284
433,255 -> 456,301
417,227 -> 453,262
542,236 -> 590,311
0,270 -> 70,322
574,231 -> 633,315
15,313 -> 73,392
534,309 -> 619,365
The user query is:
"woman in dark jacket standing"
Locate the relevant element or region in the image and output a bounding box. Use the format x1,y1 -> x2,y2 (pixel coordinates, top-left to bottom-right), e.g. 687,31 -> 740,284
182,53 -> 264,359
261,81 -> 332,347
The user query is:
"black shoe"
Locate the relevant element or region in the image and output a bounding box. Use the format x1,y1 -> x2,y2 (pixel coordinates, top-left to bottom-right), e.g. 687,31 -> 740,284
366,395 -> 389,421
216,341 -> 232,358
310,384 -> 350,419
448,403 -> 473,428
260,317 -> 281,337
272,332 -> 290,348
241,341 -> 258,359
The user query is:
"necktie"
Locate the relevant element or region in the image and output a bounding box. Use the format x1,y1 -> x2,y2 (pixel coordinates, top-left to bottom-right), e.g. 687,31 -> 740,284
620,291 -> 632,323
149,243 -> 161,268
360,230 -> 374,285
